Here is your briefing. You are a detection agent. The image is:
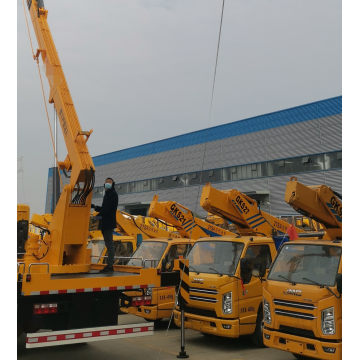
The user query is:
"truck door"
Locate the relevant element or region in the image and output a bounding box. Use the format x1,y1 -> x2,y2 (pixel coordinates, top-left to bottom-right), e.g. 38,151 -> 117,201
106,241 -> 134,265
158,244 -> 192,311
238,244 -> 272,335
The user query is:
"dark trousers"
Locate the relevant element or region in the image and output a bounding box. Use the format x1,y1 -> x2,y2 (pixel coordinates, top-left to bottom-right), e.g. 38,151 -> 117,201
102,228 -> 115,267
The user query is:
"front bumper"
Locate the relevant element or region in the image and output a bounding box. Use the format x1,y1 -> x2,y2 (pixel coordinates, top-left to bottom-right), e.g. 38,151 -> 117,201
122,305 -> 172,321
263,328 -> 341,360
173,309 -> 240,338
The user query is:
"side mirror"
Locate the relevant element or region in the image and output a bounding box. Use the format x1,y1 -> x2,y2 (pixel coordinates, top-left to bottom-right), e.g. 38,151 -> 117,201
252,259 -> 266,278
161,258 -> 167,272
336,273 -> 342,294
240,258 -> 249,274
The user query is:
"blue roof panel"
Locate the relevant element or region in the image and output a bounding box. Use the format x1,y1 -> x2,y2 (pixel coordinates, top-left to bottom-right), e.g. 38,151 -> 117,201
74,96 -> 341,168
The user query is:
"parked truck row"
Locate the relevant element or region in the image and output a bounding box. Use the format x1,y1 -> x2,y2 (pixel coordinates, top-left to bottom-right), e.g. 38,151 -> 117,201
18,1 -> 342,359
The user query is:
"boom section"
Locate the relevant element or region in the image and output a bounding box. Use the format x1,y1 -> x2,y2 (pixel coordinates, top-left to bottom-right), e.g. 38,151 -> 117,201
27,0 -> 94,189
148,196 -> 235,239
115,211 -> 181,239
285,177 -> 342,239
200,183 -> 306,236
24,1 -> 95,271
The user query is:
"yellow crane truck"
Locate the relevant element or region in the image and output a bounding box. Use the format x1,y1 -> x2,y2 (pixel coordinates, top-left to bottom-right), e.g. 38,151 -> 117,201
17,0 -> 181,348
262,177 -> 342,360
120,237 -> 196,323
172,183 -> 326,347
170,184 -> 286,346
124,196 -> 235,324
173,235 -> 278,346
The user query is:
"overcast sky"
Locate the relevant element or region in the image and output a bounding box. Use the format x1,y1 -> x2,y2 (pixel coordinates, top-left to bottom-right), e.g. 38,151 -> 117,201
17,0 -> 341,215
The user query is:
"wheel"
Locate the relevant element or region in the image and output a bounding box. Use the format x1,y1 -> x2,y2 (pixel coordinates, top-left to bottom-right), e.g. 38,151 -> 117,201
292,354 -> 315,360
251,310 -> 265,348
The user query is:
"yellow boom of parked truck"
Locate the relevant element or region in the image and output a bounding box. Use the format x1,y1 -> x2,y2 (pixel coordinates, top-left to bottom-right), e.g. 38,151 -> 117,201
263,177 -> 342,360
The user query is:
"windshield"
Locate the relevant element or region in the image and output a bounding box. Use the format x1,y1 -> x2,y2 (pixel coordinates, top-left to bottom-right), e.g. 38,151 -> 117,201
268,244 -> 341,286
187,241 -> 244,276
87,240 -> 106,262
127,241 -> 168,268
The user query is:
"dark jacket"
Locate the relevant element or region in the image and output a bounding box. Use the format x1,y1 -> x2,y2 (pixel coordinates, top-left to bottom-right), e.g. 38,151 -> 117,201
94,188 -> 118,230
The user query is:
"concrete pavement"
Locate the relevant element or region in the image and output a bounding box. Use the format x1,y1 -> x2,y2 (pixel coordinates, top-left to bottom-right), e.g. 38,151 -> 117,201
18,314 -> 295,360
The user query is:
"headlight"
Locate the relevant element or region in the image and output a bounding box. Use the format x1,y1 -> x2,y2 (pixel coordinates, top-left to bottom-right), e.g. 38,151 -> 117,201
176,293 -> 179,306
322,307 -> 335,335
223,291 -> 232,314
144,288 -> 152,297
263,298 -> 272,325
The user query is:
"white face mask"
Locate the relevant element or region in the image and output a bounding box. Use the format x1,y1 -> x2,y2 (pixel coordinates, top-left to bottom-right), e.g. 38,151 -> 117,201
104,183 -> 112,190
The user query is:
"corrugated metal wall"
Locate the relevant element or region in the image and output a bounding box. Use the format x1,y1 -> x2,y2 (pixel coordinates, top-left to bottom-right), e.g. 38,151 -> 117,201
45,106 -> 342,216
86,169 -> 341,217
85,114 -> 342,186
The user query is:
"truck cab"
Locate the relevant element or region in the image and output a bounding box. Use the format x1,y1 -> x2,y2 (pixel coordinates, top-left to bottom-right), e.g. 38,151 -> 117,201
263,240 -> 342,359
173,236 -> 277,346
121,238 -> 195,322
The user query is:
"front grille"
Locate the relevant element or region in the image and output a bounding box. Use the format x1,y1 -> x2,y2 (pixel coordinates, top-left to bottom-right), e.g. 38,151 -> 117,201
274,299 -> 316,310
190,295 -> 218,303
189,287 -> 218,295
275,309 -> 316,320
279,325 -> 316,340
184,306 -> 217,319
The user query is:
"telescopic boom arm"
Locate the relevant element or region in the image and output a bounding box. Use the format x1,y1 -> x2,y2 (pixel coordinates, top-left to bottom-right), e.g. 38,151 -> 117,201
285,177 -> 342,240
149,195 -> 236,239
26,0 -> 95,271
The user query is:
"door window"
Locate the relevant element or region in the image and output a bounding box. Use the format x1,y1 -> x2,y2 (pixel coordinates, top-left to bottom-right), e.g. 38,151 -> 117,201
163,244 -> 191,271
105,241 -> 134,265
242,245 -> 272,284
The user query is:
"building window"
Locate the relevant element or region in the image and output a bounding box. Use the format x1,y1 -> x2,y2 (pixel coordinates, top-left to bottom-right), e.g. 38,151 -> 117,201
302,156 -> 311,164
88,150 -> 341,197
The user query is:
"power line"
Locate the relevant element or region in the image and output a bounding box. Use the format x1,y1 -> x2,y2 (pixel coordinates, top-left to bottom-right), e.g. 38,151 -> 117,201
194,0 -> 226,216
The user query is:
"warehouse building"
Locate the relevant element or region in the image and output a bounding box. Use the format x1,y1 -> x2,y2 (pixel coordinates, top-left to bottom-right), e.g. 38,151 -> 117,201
45,96 -> 342,217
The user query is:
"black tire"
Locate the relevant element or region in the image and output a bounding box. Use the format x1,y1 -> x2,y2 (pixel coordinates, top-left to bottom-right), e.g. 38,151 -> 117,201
292,354 -> 314,360
251,310 -> 265,348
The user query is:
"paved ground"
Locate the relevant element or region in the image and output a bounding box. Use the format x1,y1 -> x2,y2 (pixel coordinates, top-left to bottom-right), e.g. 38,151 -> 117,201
18,314 -> 295,360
